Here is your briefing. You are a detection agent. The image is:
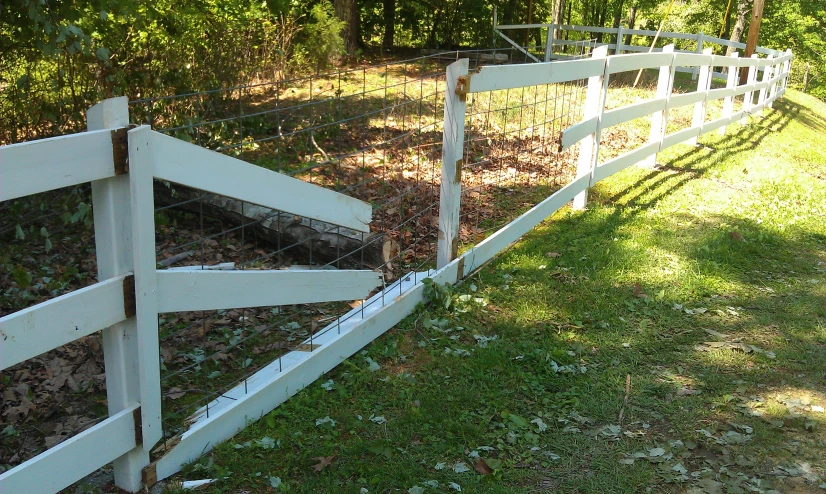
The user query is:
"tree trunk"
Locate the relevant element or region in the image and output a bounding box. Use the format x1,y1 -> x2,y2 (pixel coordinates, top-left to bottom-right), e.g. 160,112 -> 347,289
726,0 -> 750,56
334,0 -> 359,56
153,183 -> 397,273
382,0 -> 395,49
612,0 -> 624,48
525,0 -> 533,46
552,0 -> 566,41
625,6 -> 636,47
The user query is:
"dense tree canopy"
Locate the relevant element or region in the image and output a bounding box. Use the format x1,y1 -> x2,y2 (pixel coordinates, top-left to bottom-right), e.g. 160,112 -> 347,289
1,0 -> 823,142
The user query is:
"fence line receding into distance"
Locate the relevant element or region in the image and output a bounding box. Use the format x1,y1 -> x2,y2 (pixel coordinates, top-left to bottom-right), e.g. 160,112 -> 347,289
0,36 -> 791,494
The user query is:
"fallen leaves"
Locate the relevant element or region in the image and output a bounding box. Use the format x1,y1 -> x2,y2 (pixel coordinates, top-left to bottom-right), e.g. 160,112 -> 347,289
311,455 -> 336,472
473,458 -> 493,475
694,341 -> 776,359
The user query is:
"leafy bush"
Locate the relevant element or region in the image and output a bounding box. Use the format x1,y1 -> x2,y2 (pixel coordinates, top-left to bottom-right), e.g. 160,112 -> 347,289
298,1 -> 346,73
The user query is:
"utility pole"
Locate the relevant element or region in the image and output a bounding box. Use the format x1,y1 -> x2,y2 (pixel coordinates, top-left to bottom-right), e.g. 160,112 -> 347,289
740,0 -> 765,84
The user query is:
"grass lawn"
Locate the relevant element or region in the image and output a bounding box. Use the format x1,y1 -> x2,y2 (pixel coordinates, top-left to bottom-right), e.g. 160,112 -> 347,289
167,90 -> 826,494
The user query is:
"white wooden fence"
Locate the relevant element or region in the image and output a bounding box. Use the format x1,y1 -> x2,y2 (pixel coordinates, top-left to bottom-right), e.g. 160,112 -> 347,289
0,98 -> 383,493
0,34 -> 792,493
492,12 -> 787,82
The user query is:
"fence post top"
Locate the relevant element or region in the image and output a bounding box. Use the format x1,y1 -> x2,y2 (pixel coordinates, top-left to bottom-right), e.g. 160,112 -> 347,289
592,45 -> 609,58
87,96 -> 129,130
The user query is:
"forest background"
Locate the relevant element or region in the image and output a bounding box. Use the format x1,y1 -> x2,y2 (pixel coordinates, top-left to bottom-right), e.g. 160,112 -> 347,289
1,0 -> 824,144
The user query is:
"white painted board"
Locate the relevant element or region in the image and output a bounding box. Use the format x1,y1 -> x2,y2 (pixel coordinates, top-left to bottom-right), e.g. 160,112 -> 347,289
127,126 -> 163,450
601,97 -> 667,129
560,116 -> 598,151
0,275 -> 129,370
468,58 -> 606,93
156,269 -> 383,312
592,141 -> 660,183
0,404 -> 138,494
149,131 -> 372,232
0,129 -> 120,202
606,53 -> 674,74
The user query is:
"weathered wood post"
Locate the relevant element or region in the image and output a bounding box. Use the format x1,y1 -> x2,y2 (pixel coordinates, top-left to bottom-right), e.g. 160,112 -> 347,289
644,44 -> 675,167
436,59 -> 469,269
688,47 -> 714,146
719,52 -> 740,135
573,45 -> 608,210
87,98 -> 149,492
615,25 -> 624,55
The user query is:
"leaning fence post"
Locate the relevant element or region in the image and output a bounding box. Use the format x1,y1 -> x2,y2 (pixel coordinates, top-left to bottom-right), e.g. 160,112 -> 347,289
87,97 -> 149,493
573,45 -> 608,210
643,44 -> 675,167
692,32 -> 704,81
688,47 -> 714,146
757,55 -> 773,116
780,48 -> 792,97
741,54 -> 759,124
545,25 -> 554,62
436,59 -> 469,269
768,52 -> 787,108
718,52 -> 739,135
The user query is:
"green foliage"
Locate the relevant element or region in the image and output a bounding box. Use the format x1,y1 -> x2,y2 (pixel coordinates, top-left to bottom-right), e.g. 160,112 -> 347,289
300,1 -> 346,72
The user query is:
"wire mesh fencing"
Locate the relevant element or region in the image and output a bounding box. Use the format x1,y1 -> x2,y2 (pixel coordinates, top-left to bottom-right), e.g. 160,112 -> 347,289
124,47 -> 591,451
0,47 -> 592,470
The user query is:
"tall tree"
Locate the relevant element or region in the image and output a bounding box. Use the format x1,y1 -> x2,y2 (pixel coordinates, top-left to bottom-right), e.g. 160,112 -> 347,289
335,0 -> 359,56
625,5 -> 637,46
726,0 -> 750,55
382,0 -> 395,48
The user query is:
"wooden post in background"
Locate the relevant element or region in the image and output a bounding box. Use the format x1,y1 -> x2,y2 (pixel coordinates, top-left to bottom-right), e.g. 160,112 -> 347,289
740,0 -> 765,83
436,59 -> 469,269
573,45 -> 608,210
88,97 -> 149,492
719,52 -> 739,135
644,44 -> 675,166
615,25 -> 624,55
688,47 -> 714,146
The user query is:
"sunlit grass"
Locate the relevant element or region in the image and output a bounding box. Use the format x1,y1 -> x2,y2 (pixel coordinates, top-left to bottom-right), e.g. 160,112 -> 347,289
161,89 -> 826,493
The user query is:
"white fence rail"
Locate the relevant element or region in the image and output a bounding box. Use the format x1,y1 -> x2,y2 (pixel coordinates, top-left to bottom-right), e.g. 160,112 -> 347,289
1,33 -> 792,493
492,11 -> 786,83
0,99 -> 381,493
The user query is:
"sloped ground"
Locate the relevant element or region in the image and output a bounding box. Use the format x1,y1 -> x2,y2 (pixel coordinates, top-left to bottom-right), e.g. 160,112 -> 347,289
160,89 -> 826,494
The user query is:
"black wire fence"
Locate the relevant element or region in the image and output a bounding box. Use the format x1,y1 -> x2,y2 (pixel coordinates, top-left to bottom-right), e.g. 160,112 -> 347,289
1,45 -> 593,470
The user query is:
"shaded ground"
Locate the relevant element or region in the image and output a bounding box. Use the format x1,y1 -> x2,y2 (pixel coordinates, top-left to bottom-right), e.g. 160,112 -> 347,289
169,90 -> 826,493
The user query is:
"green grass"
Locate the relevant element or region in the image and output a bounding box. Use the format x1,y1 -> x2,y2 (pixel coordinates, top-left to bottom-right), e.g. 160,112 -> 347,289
166,90 -> 826,493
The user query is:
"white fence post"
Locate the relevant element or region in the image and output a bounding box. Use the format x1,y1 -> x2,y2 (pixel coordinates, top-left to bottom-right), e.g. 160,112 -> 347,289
781,48 -> 792,97
126,126 -> 164,464
545,25 -> 554,62
768,55 -> 784,108
87,97 -> 149,493
615,25 -> 624,55
643,44 -> 675,167
741,54 -> 759,124
719,52 -> 740,135
573,45 -> 608,210
437,59 -> 469,269
692,32 -> 704,81
688,47 -> 714,146
757,55 -> 773,116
